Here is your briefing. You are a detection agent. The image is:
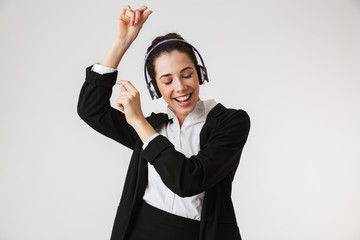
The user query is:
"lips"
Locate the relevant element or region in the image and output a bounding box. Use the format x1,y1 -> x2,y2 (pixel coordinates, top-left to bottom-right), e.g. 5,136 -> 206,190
173,93 -> 192,107
174,93 -> 191,102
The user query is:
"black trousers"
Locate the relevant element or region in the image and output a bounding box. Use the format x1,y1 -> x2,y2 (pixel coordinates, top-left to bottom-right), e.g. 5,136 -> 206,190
126,200 -> 200,240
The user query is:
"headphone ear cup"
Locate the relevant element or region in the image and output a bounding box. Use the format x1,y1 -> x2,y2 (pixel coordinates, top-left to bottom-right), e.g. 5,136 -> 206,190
149,80 -> 162,99
197,65 -> 207,85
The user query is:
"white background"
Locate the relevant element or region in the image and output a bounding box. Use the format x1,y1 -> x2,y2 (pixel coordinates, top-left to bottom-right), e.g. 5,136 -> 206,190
1,0 -> 359,239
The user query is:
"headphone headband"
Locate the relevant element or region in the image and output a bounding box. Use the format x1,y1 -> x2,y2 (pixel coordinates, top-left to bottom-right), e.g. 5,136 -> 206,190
144,38 -> 208,99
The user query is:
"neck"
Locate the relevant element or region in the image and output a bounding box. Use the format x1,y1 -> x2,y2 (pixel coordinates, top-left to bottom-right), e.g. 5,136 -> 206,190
177,115 -> 186,128
175,97 -> 201,128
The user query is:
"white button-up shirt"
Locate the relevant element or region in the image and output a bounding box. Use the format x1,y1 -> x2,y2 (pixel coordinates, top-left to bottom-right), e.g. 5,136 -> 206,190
142,99 -> 217,221
92,63 -> 217,221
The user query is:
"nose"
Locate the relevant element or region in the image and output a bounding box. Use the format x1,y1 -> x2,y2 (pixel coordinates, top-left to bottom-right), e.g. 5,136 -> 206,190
174,76 -> 187,92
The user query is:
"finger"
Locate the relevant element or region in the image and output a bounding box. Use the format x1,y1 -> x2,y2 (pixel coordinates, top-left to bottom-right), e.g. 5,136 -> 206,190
117,96 -> 132,108
127,5 -> 133,12
121,5 -> 133,15
119,91 -> 138,100
116,80 -> 130,86
119,91 -> 135,96
142,10 -> 153,23
116,97 -> 129,111
128,10 -> 135,26
117,95 -> 131,101
135,10 -> 140,25
117,80 -> 138,92
121,5 -> 128,14
137,6 -> 148,15
119,6 -> 131,22
119,14 -> 130,22
117,103 -> 124,111
138,5 -> 148,12
117,81 -> 129,92
116,98 -> 125,111
120,5 -> 134,26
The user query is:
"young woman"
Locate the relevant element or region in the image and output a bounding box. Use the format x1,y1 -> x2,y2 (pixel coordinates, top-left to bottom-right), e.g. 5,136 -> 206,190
77,5 -> 250,240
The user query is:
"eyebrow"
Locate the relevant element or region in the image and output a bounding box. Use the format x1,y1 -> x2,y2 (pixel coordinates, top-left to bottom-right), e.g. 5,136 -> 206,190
159,67 -> 193,80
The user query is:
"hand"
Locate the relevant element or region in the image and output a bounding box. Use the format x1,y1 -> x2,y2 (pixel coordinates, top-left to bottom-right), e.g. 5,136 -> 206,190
116,5 -> 152,44
99,5 -> 152,70
116,80 -> 145,127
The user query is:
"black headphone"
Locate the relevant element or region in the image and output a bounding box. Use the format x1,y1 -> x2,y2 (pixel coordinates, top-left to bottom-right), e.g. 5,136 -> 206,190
144,39 -> 209,100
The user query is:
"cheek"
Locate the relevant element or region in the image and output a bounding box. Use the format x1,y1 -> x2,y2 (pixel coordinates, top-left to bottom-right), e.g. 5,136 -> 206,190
158,86 -> 172,99
192,81 -> 200,92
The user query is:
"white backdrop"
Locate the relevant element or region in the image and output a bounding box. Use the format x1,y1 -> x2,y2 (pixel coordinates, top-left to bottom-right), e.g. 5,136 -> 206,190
1,0 -> 359,239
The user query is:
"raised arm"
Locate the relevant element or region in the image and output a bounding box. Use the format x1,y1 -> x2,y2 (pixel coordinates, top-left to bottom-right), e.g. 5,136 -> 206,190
77,5 -> 152,149
100,5 -> 152,68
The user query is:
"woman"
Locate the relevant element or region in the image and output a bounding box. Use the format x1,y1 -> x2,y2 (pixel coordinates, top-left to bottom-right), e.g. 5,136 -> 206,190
77,5 -> 250,240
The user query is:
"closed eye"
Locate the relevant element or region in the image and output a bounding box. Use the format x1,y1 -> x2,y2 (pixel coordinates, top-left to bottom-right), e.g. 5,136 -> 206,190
183,73 -> 193,79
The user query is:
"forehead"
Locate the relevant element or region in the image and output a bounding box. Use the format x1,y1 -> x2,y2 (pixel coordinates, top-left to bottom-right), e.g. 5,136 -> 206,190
154,50 -> 194,74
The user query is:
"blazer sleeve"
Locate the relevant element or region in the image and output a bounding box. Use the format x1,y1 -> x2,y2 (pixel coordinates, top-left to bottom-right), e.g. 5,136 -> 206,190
77,65 -> 138,150
142,109 -> 251,197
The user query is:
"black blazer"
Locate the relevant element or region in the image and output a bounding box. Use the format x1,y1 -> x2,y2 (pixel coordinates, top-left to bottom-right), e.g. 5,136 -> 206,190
77,66 -> 251,240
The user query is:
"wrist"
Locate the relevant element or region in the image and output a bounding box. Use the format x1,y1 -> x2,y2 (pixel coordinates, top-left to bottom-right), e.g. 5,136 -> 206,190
100,38 -> 130,68
112,36 -> 132,49
131,116 -> 148,130
131,117 -> 157,144
110,38 -> 130,54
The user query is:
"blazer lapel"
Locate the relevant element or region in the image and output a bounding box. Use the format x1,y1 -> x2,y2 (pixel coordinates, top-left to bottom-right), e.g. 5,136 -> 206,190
146,112 -> 170,129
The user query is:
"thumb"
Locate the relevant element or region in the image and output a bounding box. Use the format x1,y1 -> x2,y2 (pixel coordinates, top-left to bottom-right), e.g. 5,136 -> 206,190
121,85 -> 127,92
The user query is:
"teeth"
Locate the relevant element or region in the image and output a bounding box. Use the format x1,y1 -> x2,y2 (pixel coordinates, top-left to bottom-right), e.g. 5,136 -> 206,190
175,94 -> 190,102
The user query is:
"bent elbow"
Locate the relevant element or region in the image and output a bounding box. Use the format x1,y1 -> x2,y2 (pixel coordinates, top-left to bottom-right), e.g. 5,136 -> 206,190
77,101 -> 89,121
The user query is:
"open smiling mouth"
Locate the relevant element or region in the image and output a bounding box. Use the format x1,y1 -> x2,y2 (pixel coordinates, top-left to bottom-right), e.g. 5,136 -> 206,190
174,93 -> 192,102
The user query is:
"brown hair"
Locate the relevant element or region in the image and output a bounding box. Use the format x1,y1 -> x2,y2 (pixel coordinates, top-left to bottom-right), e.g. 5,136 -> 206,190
145,33 -> 198,83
